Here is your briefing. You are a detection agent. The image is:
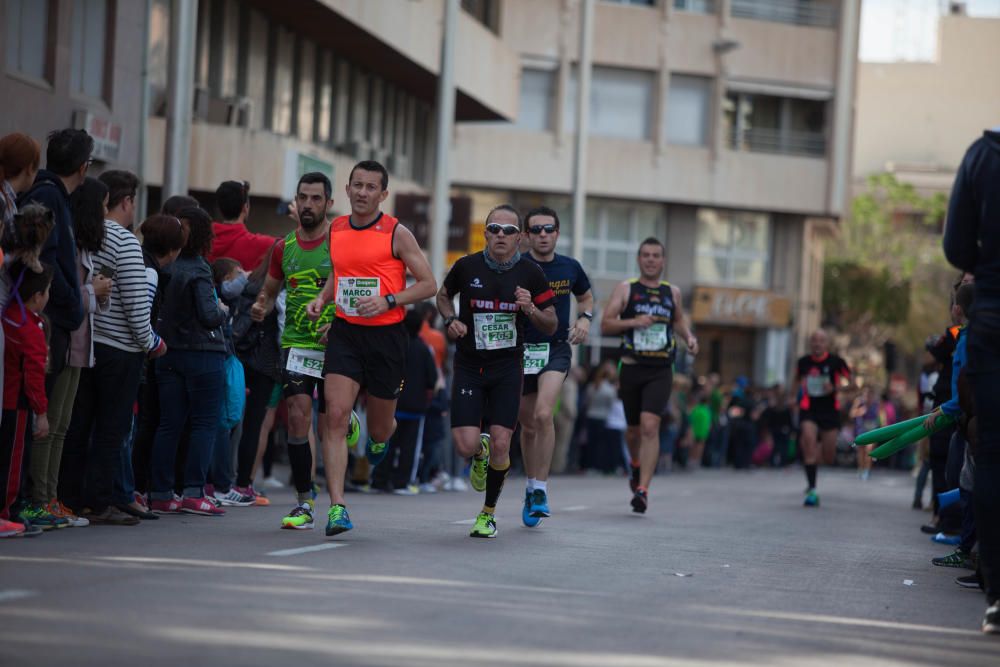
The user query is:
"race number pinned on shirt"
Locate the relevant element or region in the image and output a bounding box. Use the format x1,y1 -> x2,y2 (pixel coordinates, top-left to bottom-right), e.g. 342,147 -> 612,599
473,313 -> 516,351
336,277 -> 380,317
523,343 -> 550,375
806,374 -> 830,397
634,323 -> 668,352
286,347 -> 325,379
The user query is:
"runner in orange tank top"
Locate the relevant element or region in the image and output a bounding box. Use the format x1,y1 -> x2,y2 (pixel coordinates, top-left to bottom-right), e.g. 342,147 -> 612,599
306,160 -> 436,536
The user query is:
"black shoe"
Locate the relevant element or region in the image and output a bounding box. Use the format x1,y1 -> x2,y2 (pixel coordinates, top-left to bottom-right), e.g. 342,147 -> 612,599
631,489 -> 648,514
629,467 -> 640,494
956,574 -> 983,590
920,523 -> 940,535
912,499 -> 923,510
117,503 -> 159,520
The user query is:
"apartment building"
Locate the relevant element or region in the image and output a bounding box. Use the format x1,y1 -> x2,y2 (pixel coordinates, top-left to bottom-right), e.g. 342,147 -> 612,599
450,0 -> 860,384
1,0 -> 147,171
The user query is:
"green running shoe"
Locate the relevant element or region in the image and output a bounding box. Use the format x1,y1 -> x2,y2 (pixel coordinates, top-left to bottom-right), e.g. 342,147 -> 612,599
470,433 -> 490,492
281,501 -> 314,530
18,502 -> 68,530
326,504 -> 353,536
469,511 -> 497,538
366,437 -> 388,466
933,548 -> 974,569
346,410 -> 361,449
803,490 -> 820,507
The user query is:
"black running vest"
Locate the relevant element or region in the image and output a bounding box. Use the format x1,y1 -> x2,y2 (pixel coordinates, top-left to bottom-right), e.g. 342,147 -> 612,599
621,280 -> 675,366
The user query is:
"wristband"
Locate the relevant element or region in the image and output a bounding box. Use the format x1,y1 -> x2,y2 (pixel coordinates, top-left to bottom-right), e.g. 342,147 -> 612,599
578,311 -> 593,321
385,294 -> 398,309
443,315 -> 457,327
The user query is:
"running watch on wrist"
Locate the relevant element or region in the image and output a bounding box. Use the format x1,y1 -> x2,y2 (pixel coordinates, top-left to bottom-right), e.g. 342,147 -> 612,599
443,315 -> 457,327
385,294 -> 398,309
578,311 -> 594,321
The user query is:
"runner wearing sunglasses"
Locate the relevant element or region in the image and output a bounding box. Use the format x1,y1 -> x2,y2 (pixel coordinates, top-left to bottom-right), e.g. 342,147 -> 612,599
601,237 -> 698,514
437,205 -> 556,538
518,207 -> 593,527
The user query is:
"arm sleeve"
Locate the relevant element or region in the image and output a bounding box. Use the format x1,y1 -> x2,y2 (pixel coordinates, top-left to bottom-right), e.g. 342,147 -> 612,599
81,283 -> 98,315
192,274 -> 227,329
530,266 -> 556,309
117,238 -> 156,351
943,152 -> 980,272
24,326 -> 48,415
268,240 -> 285,281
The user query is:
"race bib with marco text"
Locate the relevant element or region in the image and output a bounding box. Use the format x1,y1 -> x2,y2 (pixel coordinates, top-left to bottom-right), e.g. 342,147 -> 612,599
336,276 -> 380,317
806,374 -> 831,397
633,323 -> 668,352
286,347 -> 325,379
473,312 -> 516,351
523,343 -> 550,375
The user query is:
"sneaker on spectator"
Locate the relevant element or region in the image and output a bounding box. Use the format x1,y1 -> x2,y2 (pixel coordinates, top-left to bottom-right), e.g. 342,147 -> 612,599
418,483 -> 438,494
932,548 -> 974,569
19,502 -> 69,530
133,492 -> 151,512
181,496 -> 226,516
392,484 -> 420,496
214,488 -> 255,507
983,603 -> 1000,635
15,518 -> 43,537
151,495 -> 184,514
84,506 -> 141,526
47,500 -> 89,527
0,519 -> 25,537
262,476 -> 285,489
956,573 -> 982,589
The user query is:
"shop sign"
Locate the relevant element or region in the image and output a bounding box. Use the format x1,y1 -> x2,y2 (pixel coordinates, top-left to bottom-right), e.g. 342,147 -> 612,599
691,286 -> 791,328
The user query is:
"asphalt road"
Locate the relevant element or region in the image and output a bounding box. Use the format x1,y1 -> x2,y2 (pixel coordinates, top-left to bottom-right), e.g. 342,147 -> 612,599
1,467 -> 996,666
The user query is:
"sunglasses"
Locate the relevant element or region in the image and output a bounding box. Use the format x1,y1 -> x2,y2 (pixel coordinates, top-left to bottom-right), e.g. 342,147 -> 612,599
528,224 -> 558,235
486,223 -> 520,236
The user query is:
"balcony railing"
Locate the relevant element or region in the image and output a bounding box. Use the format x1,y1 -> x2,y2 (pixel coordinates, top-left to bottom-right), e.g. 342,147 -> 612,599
731,0 -> 837,28
674,0 -> 717,14
729,126 -> 826,157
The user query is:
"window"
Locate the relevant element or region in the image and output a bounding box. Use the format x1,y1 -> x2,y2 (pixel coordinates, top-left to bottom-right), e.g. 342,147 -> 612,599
5,0 -> 53,82
665,74 -> 712,146
565,66 -> 655,140
695,208 -> 770,288
674,0 -> 716,13
730,0 -> 837,29
724,92 -> 826,157
71,0 -> 111,100
582,199 -> 666,279
461,0 -> 499,33
604,0 -> 656,6
516,68 -> 556,131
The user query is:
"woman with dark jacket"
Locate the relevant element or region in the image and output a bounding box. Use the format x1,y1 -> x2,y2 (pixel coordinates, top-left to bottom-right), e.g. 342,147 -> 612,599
130,215 -> 186,503
148,207 -> 228,516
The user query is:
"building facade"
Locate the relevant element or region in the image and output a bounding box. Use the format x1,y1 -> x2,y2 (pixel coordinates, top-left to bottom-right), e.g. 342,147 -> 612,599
451,0 -> 859,384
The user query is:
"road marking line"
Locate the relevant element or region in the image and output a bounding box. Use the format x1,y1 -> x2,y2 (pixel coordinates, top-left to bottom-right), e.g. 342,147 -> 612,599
267,544 -> 348,557
451,519 -> 475,525
562,505 -> 588,512
0,589 -> 36,603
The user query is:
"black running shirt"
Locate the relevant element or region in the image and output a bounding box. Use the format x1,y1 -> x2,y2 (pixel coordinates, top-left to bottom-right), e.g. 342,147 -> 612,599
796,353 -> 850,413
443,253 -> 555,365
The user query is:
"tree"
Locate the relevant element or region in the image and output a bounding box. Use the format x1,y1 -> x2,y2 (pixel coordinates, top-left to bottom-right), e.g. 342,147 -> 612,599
823,173 -> 953,383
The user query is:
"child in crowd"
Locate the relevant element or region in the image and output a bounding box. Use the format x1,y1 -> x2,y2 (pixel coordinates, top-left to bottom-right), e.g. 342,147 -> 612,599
0,262 -> 53,537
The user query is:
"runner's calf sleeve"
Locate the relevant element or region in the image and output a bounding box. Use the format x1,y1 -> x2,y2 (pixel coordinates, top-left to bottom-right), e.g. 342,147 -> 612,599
483,459 -> 511,513
805,464 -> 817,489
287,436 -> 314,500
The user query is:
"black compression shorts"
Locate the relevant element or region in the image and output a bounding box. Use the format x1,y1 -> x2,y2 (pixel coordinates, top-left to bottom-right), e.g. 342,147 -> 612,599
450,356 -> 523,431
618,363 -> 673,427
281,348 -> 326,412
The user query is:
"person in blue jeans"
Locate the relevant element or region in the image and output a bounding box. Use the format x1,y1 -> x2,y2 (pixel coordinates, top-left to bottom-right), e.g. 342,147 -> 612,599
148,207 -> 228,516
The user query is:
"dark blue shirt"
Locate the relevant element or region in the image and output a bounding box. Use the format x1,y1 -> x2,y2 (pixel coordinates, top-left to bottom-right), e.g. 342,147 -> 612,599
523,252 -> 591,344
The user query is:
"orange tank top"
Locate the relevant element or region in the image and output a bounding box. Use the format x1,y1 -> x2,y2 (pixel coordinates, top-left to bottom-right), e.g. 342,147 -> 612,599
329,213 -> 406,326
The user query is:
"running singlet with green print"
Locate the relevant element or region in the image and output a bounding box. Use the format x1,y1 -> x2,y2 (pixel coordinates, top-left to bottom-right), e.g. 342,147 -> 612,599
268,230 -> 335,350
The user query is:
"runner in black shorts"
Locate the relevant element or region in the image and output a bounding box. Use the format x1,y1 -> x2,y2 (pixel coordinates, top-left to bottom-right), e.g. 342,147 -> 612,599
307,160 -> 437,536
517,206 -> 593,527
601,237 -> 697,514
796,329 -> 850,507
437,204 -> 556,538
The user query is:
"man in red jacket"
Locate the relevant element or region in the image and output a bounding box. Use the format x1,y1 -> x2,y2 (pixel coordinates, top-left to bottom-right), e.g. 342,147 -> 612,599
208,180 -> 275,271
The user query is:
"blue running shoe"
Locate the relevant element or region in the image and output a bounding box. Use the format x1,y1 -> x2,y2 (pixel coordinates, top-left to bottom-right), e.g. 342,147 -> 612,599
366,437 -> 388,467
803,489 -> 820,507
522,489 -> 540,528
529,489 -> 551,518
326,504 -> 353,536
